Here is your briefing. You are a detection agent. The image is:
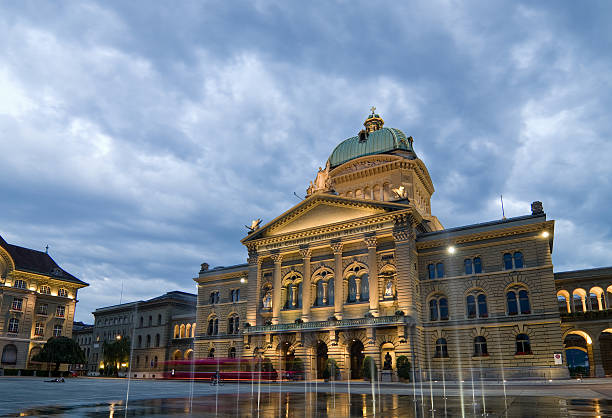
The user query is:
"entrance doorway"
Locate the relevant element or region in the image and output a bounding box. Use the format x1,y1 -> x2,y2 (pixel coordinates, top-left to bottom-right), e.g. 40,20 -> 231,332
601,330 -> 612,375
316,341 -> 328,378
564,333 -> 589,377
349,340 -> 364,379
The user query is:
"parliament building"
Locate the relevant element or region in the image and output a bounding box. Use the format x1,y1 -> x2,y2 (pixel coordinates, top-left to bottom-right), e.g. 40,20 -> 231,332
193,110 -> 610,380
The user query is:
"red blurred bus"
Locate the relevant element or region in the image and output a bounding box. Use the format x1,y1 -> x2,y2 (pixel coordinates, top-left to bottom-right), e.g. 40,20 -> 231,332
162,357 -> 279,382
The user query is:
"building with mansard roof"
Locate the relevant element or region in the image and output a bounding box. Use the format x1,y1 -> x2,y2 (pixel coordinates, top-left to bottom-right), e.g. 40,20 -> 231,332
0,234 -> 88,371
194,110 -> 612,380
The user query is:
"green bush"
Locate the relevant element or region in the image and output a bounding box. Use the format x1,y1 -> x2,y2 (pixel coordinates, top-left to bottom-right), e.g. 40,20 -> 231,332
3,368 -> 19,376
396,355 -> 411,380
323,359 -> 339,380
261,358 -> 278,380
362,356 -> 378,381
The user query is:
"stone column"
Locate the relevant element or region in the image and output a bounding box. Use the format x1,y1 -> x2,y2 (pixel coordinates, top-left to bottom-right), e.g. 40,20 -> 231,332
331,242 -> 344,319
271,253 -> 283,325
246,247 -> 261,326
300,248 -> 312,322
604,291 -> 610,310
592,340 -> 605,377
570,288 -> 576,313
365,235 -> 379,316
393,215 -> 417,318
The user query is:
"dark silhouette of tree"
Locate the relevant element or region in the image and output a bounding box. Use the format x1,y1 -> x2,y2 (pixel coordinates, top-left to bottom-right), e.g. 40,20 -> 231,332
32,336 -> 86,371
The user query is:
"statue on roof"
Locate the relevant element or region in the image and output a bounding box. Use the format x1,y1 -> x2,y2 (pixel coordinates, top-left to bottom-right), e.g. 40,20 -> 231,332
306,160 -> 333,196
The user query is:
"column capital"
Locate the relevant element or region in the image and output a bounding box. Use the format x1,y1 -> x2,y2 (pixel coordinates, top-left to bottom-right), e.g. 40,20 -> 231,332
299,248 -> 312,259
330,242 -> 344,254
392,227 -> 415,243
364,235 -> 378,249
247,245 -> 259,265
270,253 -> 283,264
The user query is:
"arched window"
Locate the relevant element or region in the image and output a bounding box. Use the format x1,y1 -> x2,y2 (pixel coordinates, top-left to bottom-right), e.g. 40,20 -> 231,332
429,299 -> 438,321
507,292 -> 518,315
153,356 -> 158,368
477,294 -> 488,318
503,253 -> 513,270
148,316 -> 152,327
434,338 -> 449,358
473,257 -> 482,274
1,344 -> 17,365
228,317 -> 234,334
179,324 -> 185,338
360,274 -> 369,302
186,324 -> 191,338
518,290 -> 530,314
429,296 -> 449,321
464,259 -> 473,275
40,285 -> 51,295
146,335 -> 151,348
155,334 -> 160,347
436,263 -> 444,278
174,325 -> 179,339
347,277 -> 357,303
138,335 -> 142,348
158,314 -> 162,325
428,264 -> 435,279
515,334 -> 531,355
328,279 -> 334,305
192,323 -> 196,337
474,336 -> 488,357
513,252 -> 524,268
316,280 -> 324,306
466,295 -> 476,318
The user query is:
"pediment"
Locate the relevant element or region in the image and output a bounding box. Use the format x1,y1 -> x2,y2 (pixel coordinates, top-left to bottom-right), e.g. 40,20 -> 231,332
242,195 -> 410,243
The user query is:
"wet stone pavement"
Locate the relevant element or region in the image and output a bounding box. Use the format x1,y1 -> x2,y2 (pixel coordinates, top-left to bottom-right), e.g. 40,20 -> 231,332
2,377 -> 612,417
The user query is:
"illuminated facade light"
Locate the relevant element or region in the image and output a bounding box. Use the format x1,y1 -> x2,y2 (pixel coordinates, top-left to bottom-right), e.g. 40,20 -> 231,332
447,246 -> 456,254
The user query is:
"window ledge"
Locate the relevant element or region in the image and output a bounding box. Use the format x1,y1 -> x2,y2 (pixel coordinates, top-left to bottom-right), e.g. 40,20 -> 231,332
9,309 -> 23,313
514,354 -> 534,359
472,355 -> 491,360
432,357 -> 450,361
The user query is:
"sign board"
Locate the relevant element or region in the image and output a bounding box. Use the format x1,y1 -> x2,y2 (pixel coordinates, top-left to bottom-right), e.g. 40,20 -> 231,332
553,352 -> 563,365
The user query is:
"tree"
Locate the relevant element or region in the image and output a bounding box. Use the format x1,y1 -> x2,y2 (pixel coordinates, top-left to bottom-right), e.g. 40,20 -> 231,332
362,356 -> 378,381
32,336 -> 86,371
102,337 -> 131,376
396,355 -> 411,381
323,358 -> 339,381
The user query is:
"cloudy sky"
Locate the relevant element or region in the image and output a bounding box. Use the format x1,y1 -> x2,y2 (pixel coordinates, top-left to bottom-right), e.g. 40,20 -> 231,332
1,1 -> 611,322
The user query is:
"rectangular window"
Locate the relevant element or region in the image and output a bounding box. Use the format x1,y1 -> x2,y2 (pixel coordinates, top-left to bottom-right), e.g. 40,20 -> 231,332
13,279 -> 26,289
35,322 -> 44,336
38,304 -> 48,315
58,288 -> 68,297
11,298 -> 23,311
56,305 -> 66,317
436,262 -> 444,278
236,289 -> 240,301
53,325 -> 63,336
8,318 -> 19,333
40,285 -> 51,294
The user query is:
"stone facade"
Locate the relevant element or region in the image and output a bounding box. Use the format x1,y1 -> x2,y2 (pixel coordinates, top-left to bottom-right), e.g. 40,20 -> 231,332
88,291 -> 195,377
0,235 -> 87,371
192,111 -> 612,381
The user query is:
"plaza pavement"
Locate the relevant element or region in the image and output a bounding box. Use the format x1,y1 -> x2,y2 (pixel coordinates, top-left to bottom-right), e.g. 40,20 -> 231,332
1,376 -> 612,416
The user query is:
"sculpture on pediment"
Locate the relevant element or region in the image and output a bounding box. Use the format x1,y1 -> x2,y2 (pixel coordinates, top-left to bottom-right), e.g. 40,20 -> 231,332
306,160 -> 333,196
245,218 -> 262,233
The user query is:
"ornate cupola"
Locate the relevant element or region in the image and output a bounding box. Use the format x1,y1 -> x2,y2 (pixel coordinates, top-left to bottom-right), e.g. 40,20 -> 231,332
363,106 -> 384,133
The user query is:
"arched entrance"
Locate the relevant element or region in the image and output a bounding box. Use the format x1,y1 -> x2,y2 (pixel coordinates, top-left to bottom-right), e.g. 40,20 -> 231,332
1,344 -> 17,365
349,340 -> 364,379
564,333 -> 589,377
600,330 -> 612,376
316,341 -> 328,379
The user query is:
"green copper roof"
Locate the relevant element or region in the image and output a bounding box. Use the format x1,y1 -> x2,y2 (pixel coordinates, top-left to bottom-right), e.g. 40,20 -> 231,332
328,127 -> 416,168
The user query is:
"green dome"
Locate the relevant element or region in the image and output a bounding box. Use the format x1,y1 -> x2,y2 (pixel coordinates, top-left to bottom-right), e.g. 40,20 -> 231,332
328,127 -> 416,168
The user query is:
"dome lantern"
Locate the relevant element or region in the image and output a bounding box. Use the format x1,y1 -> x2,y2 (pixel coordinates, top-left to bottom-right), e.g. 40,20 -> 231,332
364,106 -> 384,133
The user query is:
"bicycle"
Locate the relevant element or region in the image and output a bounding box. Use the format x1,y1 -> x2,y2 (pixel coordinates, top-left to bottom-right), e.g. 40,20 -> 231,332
210,375 -> 224,386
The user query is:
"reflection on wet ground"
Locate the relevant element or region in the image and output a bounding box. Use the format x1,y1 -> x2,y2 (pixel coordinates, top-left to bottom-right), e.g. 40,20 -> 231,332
11,392 -> 612,417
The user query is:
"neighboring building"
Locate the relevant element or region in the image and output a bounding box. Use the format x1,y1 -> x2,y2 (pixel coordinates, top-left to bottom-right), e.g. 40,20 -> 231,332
91,291 -> 196,377
193,110 -> 611,380
0,234 -> 88,371
72,321 -> 93,374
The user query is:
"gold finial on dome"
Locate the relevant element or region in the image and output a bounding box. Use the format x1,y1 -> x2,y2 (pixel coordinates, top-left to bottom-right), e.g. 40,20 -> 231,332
364,106 -> 384,133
